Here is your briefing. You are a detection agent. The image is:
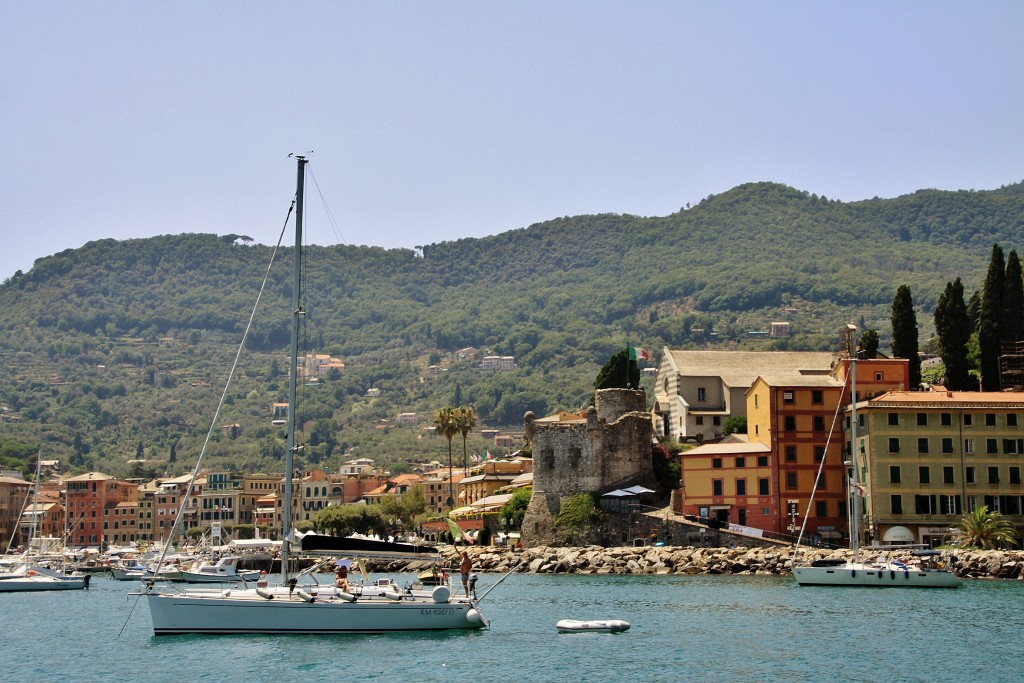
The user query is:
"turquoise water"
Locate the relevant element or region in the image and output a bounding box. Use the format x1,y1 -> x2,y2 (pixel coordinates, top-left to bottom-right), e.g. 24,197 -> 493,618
6,572 -> 1021,683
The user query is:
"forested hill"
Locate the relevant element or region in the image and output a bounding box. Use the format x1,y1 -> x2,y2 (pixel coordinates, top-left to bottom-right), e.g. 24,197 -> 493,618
1,180 -> 1022,477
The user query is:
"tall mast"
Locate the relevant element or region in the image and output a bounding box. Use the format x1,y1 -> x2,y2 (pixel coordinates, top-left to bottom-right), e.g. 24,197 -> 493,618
849,356 -> 860,562
281,154 -> 306,583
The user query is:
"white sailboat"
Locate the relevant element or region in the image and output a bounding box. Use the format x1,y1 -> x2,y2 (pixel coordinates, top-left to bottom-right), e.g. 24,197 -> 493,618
143,155 -> 488,634
0,458 -> 91,592
792,344 -> 961,588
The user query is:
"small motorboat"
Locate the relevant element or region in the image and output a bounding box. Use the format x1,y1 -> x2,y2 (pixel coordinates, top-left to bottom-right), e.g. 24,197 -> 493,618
556,619 -> 630,634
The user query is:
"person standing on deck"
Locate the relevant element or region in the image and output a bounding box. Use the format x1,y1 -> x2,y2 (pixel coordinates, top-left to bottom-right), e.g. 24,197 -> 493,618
460,551 -> 472,596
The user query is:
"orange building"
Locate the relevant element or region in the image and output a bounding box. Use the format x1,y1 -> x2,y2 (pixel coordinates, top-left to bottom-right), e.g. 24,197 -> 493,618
679,357 -> 911,543
65,472 -> 138,547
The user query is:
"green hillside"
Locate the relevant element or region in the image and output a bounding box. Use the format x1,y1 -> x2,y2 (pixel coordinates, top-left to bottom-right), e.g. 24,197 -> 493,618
1,180 -> 1021,478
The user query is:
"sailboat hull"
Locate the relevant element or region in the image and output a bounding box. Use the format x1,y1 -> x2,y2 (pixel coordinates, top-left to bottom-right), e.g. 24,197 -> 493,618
793,563 -> 961,588
146,589 -> 487,635
0,573 -> 91,592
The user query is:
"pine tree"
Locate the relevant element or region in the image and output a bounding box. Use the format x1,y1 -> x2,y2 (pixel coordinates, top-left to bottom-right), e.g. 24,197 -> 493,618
1002,249 -> 1023,343
891,285 -> 921,388
934,278 -> 972,390
979,244 -> 1005,391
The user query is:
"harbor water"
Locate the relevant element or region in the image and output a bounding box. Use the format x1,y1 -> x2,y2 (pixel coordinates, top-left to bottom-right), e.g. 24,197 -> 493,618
6,572 -> 1021,683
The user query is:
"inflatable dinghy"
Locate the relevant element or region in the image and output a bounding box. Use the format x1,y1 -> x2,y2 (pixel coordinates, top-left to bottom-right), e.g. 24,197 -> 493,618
556,619 -> 630,633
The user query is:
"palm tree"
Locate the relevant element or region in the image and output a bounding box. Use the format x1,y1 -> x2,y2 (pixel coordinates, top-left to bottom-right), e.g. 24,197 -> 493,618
455,406 -> 477,471
958,505 -> 1018,549
433,406 -> 458,509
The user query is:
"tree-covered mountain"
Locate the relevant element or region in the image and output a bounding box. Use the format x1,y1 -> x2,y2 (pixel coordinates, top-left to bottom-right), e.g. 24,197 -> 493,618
1,180 -> 1021,478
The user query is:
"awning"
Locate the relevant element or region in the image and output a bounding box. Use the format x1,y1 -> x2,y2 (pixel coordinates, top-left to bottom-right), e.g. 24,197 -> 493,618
882,526 -> 916,543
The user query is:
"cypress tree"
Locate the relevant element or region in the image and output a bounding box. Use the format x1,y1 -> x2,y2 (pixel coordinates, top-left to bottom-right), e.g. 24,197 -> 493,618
891,285 -> 921,388
858,329 -> 880,359
934,278 -> 972,390
1002,249 -> 1023,342
979,244 -> 1005,391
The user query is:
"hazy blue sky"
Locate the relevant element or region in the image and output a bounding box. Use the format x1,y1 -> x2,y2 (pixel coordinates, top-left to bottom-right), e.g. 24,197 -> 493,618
3,2 -> 1021,279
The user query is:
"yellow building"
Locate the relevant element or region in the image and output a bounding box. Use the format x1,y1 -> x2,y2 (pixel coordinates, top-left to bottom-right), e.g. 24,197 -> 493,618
853,389 -> 1024,546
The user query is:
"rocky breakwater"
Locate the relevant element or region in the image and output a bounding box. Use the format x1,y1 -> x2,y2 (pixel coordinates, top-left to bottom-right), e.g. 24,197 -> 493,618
392,546 -> 1024,581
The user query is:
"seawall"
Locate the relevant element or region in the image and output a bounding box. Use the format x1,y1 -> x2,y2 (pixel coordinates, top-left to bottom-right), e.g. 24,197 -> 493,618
375,545 -> 1024,581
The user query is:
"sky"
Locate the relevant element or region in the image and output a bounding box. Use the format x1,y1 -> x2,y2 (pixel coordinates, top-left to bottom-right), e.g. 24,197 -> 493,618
3,2 -> 1022,280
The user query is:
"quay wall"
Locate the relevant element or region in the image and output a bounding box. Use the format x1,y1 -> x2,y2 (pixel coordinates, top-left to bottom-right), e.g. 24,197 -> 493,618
373,546 -> 1024,581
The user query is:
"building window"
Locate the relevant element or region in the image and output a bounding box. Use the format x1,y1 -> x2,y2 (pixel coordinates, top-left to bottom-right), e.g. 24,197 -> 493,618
889,466 -> 901,484
888,438 -> 900,453
888,413 -> 899,426
943,466 -> 955,484
712,458 -> 722,469
941,413 -> 952,427
783,391 -> 794,403
712,479 -> 723,496
988,467 -> 999,484
812,390 -> 823,404
965,438 -> 975,454
814,446 -> 825,462
757,455 -> 769,467
919,466 -> 930,484
697,387 -> 707,402
758,478 -> 769,495
786,472 -> 797,489
696,416 -> 704,426
785,446 -> 796,462
815,501 -> 827,517
987,438 -> 998,454
736,457 -> 746,468
785,416 -> 796,431
915,494 -> 937,514
813,416 -> 825,432
736,479 -> 747,496
917,413 -> 928,426
1009,414 -> 1018,427
1010,467 -> 1021,485
966,467 -> 976,485
713,416 -> 721,426
941,437 -> 954,454
986,413 -> 997,427
816,472 -> 826,488
964,414 -> 974,426
875,372 -> 883,381
966,495 -> 977,512
1004,439 -> 1023,454
891,495 -> 903,515
940,495 -> 962,515
918,437 -> 929,453
837,501 -> 847,518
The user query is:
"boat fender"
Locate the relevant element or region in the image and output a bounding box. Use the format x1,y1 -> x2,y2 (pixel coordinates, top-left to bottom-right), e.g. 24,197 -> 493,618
890,570 -> 896,580
432,586 -> 451,604
297,589 -> 316,603
850,569 -> 856,578
221,590 -> 232,597
904,570 -> 910,580
337,591 -> 356,602
256,588 -> 275,600
466,608 -> 482,624
383,591 -> 403,601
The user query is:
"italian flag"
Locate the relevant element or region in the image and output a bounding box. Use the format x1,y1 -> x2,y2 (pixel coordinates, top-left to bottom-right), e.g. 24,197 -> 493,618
628,345 -> 651,362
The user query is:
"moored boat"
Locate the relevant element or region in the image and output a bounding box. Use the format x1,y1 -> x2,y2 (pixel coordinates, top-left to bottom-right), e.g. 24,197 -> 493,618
143,155 -> 490,635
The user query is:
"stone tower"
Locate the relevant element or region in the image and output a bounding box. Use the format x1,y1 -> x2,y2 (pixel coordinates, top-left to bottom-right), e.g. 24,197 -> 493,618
521,388 -> 654,546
